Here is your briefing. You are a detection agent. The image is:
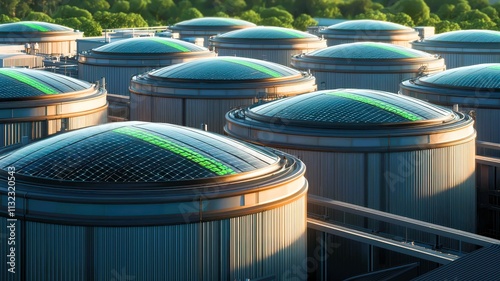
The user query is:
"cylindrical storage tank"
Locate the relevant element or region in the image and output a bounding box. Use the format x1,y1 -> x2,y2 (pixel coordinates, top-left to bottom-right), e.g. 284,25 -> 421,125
78,37 -> 215,96
210,26 -> 327,66
400,63 -> 500,144
225,88 -> 476,231
0,121 -> 307,281
169,17 -> 256,47
129,56 -> 317,134
412,30 -> 500,69
291,42 -> 445,93
0,68 -> 107,147
320,20 -> 419,47
225,88 -> 476,279
0,21 -> 83,56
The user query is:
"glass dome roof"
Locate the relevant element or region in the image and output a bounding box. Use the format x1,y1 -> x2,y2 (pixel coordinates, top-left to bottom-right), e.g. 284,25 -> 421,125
417,64 -> 500,89
0,122 -> 279,182
423,30 -> 500,43
215,26 -> 317,39
172,17 -> 256,28
149,56 -> 301,81
246,89 -> 453,126
93,37 -> 207,54
0,68 -> 92,98
325,19 -> 412,31
0,21 -> 73,32
306,42 -> 433,59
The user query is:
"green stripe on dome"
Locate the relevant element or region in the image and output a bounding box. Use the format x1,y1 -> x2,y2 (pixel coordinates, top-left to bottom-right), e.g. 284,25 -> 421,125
0,69 -> 58,94
150,37 -> 191,52
220,58 -> 282,78
113,127 -> 236,176
327,91 -> 423,121
21,22 -> 50,32
488,65 -> 500,70
363,42 -> 418,58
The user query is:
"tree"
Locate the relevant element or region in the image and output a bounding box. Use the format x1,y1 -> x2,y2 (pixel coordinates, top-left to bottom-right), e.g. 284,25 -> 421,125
147,0 -> 176,21
0,14 -> 20,23
456,9 -> 496,29
94,11 -> 148,29
213,11 -> 230,18
178,7 -> 203,22
437,4 -> 455,20
129,0 -> 148,14
0,0 -> 20,17
66,0 -> 111,14
23,11 -> 54,22
451,2 -> 472,19
53,5 -> 92,19
481,6 -> 499,22
386,12 -> 415,27
111,1 -> 131,13
339,0 -> 375,18
418,13 -> 441,27
469,0 -> 489,10
293,14 -> 318,31
354,10 -> 387,21
314,6 -> 343,18
15,2 -> 31,19
239,9 -> 261,24
260,16 -> 285,27
435,20 -> 461,33
390,0 -> 430,25
260,7 -> 294,28
214,0 -> 247,16
55,17 -> 102,37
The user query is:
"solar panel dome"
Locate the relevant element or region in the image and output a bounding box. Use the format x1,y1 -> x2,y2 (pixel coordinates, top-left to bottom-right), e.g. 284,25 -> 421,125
0,121 -> 307,281
169,17 -> 256,47
0,21 -> 83,56
400,63 -> 500,144
0,68 -> 107,147
210,26 -> 327,65
320,19 -> 419,47
78,37 -> 215,98
291,42 -> 445,93
412,30 -> 500,69
129,56 -> 317,133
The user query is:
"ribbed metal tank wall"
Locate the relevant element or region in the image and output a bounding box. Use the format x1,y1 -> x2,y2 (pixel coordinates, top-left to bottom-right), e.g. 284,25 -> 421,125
0,109 -> 106,147
216,49 -> 302,67
0,197 -> 306,281
313,72 -> 418,93
36,41 -> 75,56
424,53 -> 500,70
279,140 -> 476,232
78,65 -> 152,96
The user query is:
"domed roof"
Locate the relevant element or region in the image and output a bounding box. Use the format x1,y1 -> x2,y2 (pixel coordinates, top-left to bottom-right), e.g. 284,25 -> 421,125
149,56 -> 302,81
305,42 -> 434,60
0,21 -> 73,33
414,64 -> 500,90
245,89 -> 453,127
171,17 -> 256,29
0,122 -> 279,182
214,26 -> 318,39
423,30 -> 500,43
93,37 -> 207,54
0,68 -> 92,99
325,20 -> 413,31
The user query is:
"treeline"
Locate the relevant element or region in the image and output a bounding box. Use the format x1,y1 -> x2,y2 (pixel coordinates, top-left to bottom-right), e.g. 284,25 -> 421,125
0,0 -> 499,37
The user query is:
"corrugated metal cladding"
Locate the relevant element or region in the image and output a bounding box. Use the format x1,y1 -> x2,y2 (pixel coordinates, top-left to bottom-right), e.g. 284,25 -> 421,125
210,26 -> 327,66
169,17 -> 256,47
291,42 -> 445,93
78,37 -> 215,96
0,21 -> 83,56
0,121 -> 308,281
129,56 -> 317,134
400,63 -> 500,145
225,89 -> 476,280
320,20 -> 419,47
0,68 -> 107,147
0,53 -> 43,68
412,29 -> 500,69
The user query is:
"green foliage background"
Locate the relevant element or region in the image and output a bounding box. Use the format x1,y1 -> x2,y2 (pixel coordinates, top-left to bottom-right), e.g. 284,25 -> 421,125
0,0 -> 499,36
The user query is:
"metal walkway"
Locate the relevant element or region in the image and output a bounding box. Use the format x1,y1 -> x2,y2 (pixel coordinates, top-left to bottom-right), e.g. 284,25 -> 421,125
308,195 -> 500,264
